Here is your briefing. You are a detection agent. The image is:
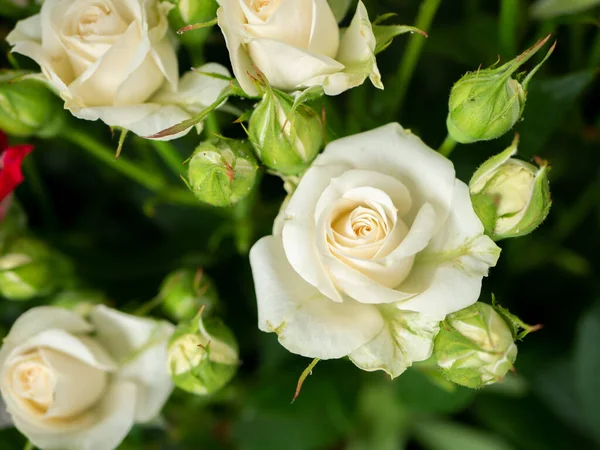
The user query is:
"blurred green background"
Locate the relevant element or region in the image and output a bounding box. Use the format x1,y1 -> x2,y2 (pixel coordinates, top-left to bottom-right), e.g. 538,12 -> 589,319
1,0 -> 599,449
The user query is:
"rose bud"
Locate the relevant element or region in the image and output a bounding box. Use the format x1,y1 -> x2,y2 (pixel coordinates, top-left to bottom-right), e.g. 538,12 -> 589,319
434,303 -> 518,389
187,138 -> 258,207
469,136 -> 551,240
249,88 -> 324,175
446,36 -> 555,144
0,130 -> 33,221
0,72 -> 65,138
167,309 -> 239,395
0,236 -> 57,300
159,268 -> 219,322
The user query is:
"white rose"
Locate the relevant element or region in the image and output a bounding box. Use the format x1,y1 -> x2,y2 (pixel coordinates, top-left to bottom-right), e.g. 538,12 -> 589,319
249,123 -> 501,378
217,0 -> 381,96
0,305 -> 174,450
6,0 -> 231,139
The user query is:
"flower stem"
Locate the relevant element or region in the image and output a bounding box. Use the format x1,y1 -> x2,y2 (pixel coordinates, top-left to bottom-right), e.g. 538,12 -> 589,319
151,140 -> 185,177
63,127 -> 165,192
388,0 -> 443,118
438,134 -> 458,158
499,0 -> 519,58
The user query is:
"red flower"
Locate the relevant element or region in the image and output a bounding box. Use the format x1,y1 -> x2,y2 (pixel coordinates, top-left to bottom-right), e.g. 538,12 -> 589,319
0,130 -> 33,215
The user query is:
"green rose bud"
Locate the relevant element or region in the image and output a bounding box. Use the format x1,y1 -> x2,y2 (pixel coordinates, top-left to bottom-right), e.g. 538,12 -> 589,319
52,289 -> 106,317
167,310 -> 239,395
249,88 -> 324,176
434,303 -> 518,389
0,71 -> 65,138
0,237 -> 57,300
159,268 -> 218,322
446,36 -> 554,144
187,138 -> 258,207
470,135 -> 551,240
168,0 -> 218,48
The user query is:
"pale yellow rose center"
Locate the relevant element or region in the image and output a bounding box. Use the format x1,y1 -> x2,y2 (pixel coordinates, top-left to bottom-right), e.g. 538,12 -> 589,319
247,0 -> 282,20
76,4 -> 128,38
10,351 -> 55,413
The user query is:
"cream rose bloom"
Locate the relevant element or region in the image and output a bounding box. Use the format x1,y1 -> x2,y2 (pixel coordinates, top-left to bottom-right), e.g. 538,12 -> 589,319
0,305 -> 174,450
250,123 -> 501,377
6,0 -> 230,139
217,0 -> 381,96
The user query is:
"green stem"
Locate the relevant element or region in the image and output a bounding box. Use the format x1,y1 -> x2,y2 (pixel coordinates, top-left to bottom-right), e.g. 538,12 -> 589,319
438,134 -> 458,158
63,127 -> 165,192
22,156 -> 57,229
588,26 -> 600,69
134,295 -> 164,316
205,113 -> 221,138
388,0 -> 443,118
499,0 -> 519,58
151,140 -> 184,177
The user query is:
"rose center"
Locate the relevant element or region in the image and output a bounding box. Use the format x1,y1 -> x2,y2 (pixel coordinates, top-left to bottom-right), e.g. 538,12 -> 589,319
247,0 -> 282,19
76,4 -> 128,37
10,350 -> 55,413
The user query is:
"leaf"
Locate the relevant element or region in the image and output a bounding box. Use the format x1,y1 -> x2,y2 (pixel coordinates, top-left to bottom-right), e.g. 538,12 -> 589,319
518,71 -> 595,156
373,25 -> 427,55
413,419 -> 514,450
574,301 -> 600,444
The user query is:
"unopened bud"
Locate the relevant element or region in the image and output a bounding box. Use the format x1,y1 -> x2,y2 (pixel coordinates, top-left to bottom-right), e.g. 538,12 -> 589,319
435,303 -> 517,389
187,138 -> 258,207
0,72 -> 65,138
0,236 -> 57,300
167,310 -> 238,395
159,268 -> 218,322
447,36 -> 554,144
249,88 -> 323,175
470,135 -> 551,240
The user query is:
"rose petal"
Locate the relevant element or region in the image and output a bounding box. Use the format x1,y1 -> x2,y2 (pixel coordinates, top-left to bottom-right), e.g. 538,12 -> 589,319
303,1 -> 380,95
281,163 -> 349,302
71,103 -> 192,140
307,0 -> 340,58
88,305 -> 174,423
349,307 -> 440,378
249,236 -> 384,359
397,181 -> 501,319
244,0 -> 313,50
246,38 -> 344,92
13,379 -> 137,450
218,0 -> 259,96
0,144 -> 33,203
316,123 -> 456,233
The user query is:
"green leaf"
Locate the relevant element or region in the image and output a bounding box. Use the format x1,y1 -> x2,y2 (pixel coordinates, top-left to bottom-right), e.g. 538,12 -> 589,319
518,71 -> 595,156
574,301 -> 600,444
373,25 -> 427,55
413,419 -> 514,450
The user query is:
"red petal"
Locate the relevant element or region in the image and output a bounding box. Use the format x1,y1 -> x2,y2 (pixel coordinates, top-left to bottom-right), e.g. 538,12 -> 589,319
0,144 -> 34,202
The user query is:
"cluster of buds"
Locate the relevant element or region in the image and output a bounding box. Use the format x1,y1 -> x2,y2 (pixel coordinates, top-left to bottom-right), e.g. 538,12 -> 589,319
248,86 -> 324,176
186,137 -> 258,207
446,36 -> 555,144
0,71 -> 65,138
470,135 -> 551,240
167,307 -> 239,395
434,303 -> 518,389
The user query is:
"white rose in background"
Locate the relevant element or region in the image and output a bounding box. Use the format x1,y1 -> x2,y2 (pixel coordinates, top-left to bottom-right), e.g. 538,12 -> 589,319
250,123 -> 501,377
217,0 -> 381,96
0,306 -> 174,450
7,0 -> 230,140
